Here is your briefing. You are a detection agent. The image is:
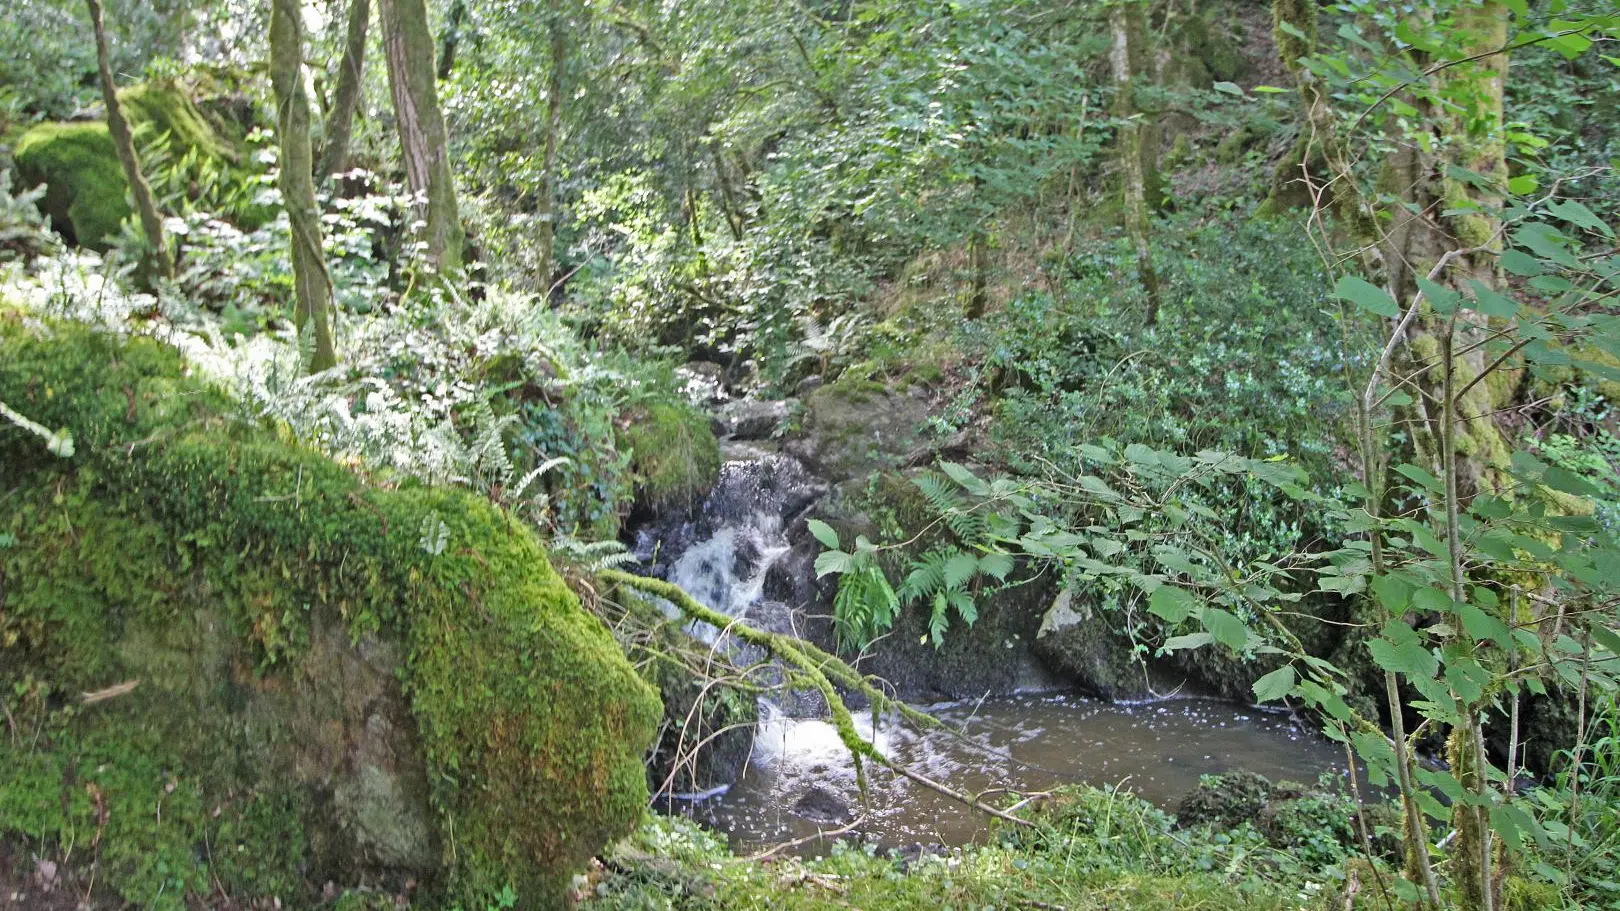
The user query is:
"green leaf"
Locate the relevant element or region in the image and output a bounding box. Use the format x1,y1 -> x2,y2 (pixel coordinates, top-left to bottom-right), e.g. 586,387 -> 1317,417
1548,199 -> 1614,238
1333,275 -> 1400,317
1212,81 -> 1244,96
814,550 -> 854,578
1590,624 -> 1620,657
977,551 -> 1014,581
1202,608 -> 1250,651
1371,574 -> 1412,617
1500,249 -> 1544,276
1253,85 -> 1288,94
1368,619 -> 1438,680
1394,462 -> 1443,493
1162,632 -> 1215,652
1507,174 -> 1539,196
1252,666 -> 1296,703
1149,585 -> 1197,623
807,519 -> 840,549
1466,280 -> 1518,318
943,551 -> 980,589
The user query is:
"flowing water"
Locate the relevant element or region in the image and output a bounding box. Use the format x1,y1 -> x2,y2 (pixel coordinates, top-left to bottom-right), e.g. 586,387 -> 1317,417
692,694 -> 1343,851
635,451 -> 1345,852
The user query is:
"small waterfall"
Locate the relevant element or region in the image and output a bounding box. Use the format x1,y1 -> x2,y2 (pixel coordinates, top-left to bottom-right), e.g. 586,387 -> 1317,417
633,452 -> 822,644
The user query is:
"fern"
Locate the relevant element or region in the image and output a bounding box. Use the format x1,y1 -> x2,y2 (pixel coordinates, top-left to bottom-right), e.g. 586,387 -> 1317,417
912,470 -> 985,542
832,562 -> 900,653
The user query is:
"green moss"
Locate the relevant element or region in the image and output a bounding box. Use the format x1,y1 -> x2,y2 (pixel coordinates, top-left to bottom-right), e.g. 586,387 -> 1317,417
11,81 -> 232,250
13,121 -> 130,249
0,315 -> 661,909
620,402 -> 720,512
118,79 -> 234,162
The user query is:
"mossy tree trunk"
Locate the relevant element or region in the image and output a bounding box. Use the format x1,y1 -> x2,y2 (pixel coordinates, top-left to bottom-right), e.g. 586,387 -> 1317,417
1263,0 -> 1372,239
536,0 -> 568,293
437,0 -> 467,80
1109,0 -> 1160,324
319,0 -> 370,180
1380,7 -> 1513,909
1387,2 -> 1511,502
270,0 -> 339,372
379,0 -> 464,273
85,0 -> 173,279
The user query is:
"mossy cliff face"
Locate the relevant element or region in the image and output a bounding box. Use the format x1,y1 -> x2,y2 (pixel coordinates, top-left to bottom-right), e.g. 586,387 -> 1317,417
0,316 -> 660,909
12,80 -> 229,250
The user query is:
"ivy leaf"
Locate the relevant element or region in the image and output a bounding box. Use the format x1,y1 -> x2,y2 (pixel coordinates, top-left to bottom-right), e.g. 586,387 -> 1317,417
1149,585 -> 1197,623
1252,666 -> 1296,703
1333,275 -> 1400,317
807,519 -> 840,549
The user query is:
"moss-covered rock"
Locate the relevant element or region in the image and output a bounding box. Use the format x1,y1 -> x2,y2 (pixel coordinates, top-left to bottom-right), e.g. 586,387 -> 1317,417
784,374 -> 933,485
0,315 -> 660,909
13,121 -> 129,249
1034,587 -> 1160,701
620,402 -> 721,514
12,81 -> 230,249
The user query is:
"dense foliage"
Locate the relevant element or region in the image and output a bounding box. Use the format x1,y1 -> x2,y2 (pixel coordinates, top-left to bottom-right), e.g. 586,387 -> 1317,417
3,0 -> 1620,908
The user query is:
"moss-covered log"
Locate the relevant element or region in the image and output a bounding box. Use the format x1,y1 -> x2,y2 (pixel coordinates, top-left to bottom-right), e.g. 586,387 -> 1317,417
0,315 -> 660,909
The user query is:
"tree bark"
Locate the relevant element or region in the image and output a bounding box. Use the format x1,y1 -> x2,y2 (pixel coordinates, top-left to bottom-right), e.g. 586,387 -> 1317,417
319,0 -> 370,180
379,0 -> 464,272
270,0 -> 339,372
1110,0 -> 1160,324
437,0 -> 466,80
535,0 -> 567,292
85,0 -> 173,280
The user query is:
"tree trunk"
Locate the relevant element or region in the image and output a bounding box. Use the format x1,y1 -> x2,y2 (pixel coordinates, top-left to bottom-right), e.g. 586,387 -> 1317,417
437,0 -> 466,80
270,0 -> 339,373
535,0 -> 567,292
379,0 -> 463,272
1389,2 -> 1511,501
85,0 -> 173,280
319,0 -> 370,180
1110,0 -> 1160,324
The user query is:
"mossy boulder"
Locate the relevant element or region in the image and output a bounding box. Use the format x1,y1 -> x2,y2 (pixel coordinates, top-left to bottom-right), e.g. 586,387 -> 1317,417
1034,587 -> 1163,701
12,80 -> 229,249
619,401 -> 721,515
0,316 -> 660,909
12,122 -> 129,249
784,373 -> 934,485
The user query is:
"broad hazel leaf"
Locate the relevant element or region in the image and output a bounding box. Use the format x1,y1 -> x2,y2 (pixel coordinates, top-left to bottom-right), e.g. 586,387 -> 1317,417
1252,666 -> 1296,704
814,550 -> 854,578
1149,585 -> 1197,623
1202,608 -> 1250,651
1162,632 -> 1215,652
1333,275 -> 1401,317
807,519 -> 840,550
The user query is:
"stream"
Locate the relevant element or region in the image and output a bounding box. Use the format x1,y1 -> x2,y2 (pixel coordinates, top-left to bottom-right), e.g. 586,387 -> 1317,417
634,451 -> 1345,852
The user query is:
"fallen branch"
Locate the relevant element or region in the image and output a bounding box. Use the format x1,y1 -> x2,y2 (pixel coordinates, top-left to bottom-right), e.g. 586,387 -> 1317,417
598,569 -> 1035,829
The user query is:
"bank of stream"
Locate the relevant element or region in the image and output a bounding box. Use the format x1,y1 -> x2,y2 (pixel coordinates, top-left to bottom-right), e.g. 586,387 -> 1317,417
632,452 -> 1345,854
